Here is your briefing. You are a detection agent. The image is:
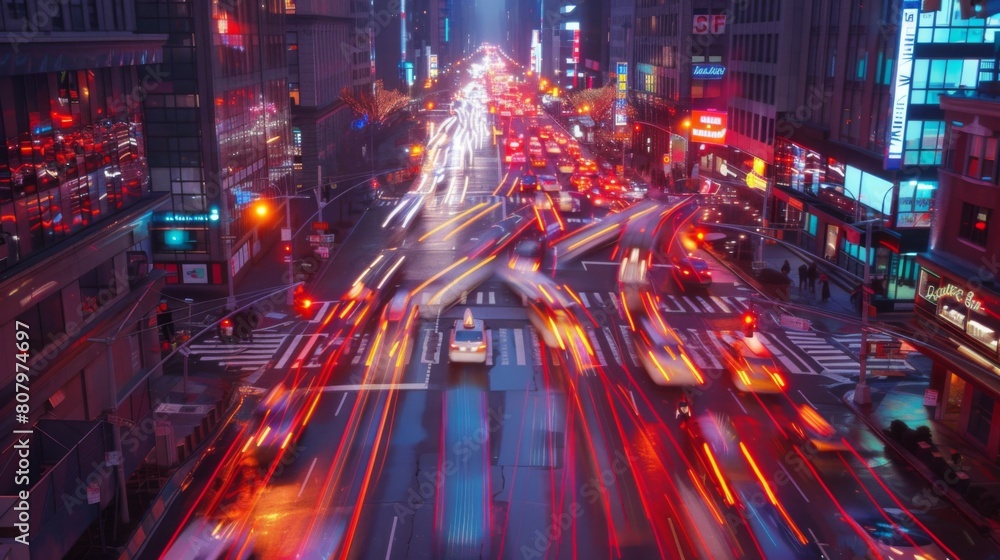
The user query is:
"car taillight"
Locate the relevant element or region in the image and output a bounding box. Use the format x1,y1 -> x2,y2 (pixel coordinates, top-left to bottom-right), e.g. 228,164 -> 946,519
221,319 -> 232,328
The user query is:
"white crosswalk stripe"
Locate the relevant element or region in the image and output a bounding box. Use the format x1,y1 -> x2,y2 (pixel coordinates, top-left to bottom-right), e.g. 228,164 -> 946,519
675,328 -> 723,370
782,331 -> 858,376
717,331 -> 818,375
660,294 -> 748,314
189,333 -> 289,371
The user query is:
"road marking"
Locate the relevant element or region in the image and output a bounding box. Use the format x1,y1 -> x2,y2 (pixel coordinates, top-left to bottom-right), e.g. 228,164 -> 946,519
593,292 -> 605,307
352,333 -> 371,365
385,515 -> 399,560
292,334 -> 325,369
629,390 -> 639,416
778,461 -> 809,503
579,292 -> 591,308
728,389 -> 748,414
335,392 -> 348,416
514,328 -> 527,366
797,389 -> 817,410
298,458 -> 318,498
604,327 -> 623,366
308,302 -> 333,323
667,515 -> 687,560
608,292 -> 619,312
710,296 -> 731,314
581,261 -> 620,271
808,528 -> 830,559
322,383 -> 428,391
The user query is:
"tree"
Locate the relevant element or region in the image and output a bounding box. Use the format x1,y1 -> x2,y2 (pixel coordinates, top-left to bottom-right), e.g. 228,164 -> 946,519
339,80 -> 410,126
567,83 -> 636,147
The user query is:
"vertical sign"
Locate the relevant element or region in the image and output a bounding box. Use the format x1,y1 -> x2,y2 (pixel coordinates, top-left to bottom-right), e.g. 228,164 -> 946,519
885,0 -> 920,170
572,30 -> 580,63
615,62 -> 628,128
531,30 -> 541,75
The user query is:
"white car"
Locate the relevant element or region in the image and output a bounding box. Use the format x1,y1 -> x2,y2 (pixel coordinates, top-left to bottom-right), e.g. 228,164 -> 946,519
545,141 -> 561,155
537,174 -> 560,192
449,308 -> 488,363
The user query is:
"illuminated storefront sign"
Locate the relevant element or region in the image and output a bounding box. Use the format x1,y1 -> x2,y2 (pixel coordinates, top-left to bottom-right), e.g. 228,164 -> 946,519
692,64 -> 726,79
153,208 -> 220,223
885,0 -> 920,170
690,110 -> 726,144
572,30 -> 580,63
615,62 -> 628,127
924,283 -> 984,313
692,14 -> 727,35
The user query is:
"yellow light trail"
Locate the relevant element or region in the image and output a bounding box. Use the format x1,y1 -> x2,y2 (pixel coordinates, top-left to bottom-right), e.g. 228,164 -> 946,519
442,202 -> 500,241
568,224 -> 620,252
418,202 -> 488,242
412,256 -> 470,295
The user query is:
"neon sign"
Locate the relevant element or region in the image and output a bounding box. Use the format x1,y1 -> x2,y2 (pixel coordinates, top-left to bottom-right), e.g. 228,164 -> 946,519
924,283 -> 983,313
690,110 -> 727,145
885,0 -> 919,170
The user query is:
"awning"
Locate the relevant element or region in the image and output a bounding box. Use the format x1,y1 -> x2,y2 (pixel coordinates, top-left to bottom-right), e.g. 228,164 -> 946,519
771,187 -> 805,210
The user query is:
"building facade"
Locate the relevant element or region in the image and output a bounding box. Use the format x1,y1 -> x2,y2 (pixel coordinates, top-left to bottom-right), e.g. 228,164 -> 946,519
286,0 -> 360,190
0,1 -> 168,558
137,0 -> 293,291
916,84 -> 1000,461
765,0 -> 1000,312
630,0 -> 732,185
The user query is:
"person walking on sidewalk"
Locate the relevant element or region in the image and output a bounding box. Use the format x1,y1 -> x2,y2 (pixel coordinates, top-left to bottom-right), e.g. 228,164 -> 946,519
820,273 -> 831,302
781,260 -> 792,276
798,263 -> 808,290
807,262 -> 818,293
157,299 -> 175,344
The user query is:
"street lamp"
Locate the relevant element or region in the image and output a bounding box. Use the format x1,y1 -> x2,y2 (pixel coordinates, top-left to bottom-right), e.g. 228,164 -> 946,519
853,217 -> 882,406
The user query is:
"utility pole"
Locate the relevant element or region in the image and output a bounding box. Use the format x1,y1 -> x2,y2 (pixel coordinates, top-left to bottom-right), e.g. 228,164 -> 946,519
854,218 -> 879,406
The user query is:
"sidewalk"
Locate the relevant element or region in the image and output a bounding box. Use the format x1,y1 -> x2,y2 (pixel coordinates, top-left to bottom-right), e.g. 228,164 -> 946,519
843,386 -> 1000,544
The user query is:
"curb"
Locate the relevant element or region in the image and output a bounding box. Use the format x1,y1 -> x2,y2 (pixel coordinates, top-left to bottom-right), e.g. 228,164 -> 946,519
117,389 -> 246,560
841,391 -> 1000,546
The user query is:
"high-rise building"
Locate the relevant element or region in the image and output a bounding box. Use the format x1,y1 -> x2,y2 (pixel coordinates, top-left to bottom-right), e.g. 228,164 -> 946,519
759,0 -> 1000,312
0,2 -> 168,557
137,0 -> 293,294
286,0 -> 363,189
915,82 -> 1000,460
630,0 -> 731,184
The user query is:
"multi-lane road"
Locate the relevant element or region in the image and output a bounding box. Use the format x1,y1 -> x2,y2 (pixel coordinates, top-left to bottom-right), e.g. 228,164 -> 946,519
146,69 -> 999,560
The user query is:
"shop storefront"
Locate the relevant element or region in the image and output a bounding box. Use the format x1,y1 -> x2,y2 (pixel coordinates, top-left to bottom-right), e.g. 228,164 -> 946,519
915,261 -> 1000,460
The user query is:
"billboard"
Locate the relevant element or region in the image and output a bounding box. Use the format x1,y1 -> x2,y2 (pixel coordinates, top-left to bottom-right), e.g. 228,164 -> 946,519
885,0 -> 920,170
572,30 -> 580,63
429,55 -> 438,79
690,110 -> 727,144
531,30 -> 541,75
615,62 -> 628,127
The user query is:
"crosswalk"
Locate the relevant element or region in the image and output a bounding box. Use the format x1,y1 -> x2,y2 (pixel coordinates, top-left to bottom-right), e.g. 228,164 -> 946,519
187,333 -> 290,371
419,289 -> 749,315
777,331 -> 914,379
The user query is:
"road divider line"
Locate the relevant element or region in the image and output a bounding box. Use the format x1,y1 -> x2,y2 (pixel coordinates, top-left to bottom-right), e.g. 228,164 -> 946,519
514,328 -> 526,366
778,461 -> 809,503
728,389 -> 748,414
276,335 -> 304,369
298,458 -> 318,498
629,390 -> 639,416
294,334 -> 325,367
667,516 -> 686,560
385,515 -> 399,560
797,389 -> 817,410
335,392 -> 348,416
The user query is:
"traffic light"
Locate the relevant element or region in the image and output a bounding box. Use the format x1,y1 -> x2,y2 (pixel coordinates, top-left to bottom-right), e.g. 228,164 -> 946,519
742,310 -> 758,338
282,242 -> 292,259
293,287 -> 314,318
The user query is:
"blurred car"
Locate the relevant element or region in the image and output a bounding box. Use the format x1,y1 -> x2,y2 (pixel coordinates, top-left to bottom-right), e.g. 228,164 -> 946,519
537,174 -> 561,192
569,173 -> 595,192
510,237 -> 545,272
449,308 -> 487,363
554,134 -> 568,146
526,300 -> 579,350
843,508 -> 947,560
539,127 -> 552,140
509,152 -> 527,164
720,335 -> 786,393
530,154 -> 548,168
565,143 -> 581,159
583,187 -> 624,208
520,173 -> 538,192
545,141 -> 561,155
634,317 -> 705,386
672,255 -> 713,287
556,157 -> 576,174
623,178 -> 650,201
577,159 -> 598,175
247,383 -> 310,462
535,191 -> 581,213
528,141 -> 544,157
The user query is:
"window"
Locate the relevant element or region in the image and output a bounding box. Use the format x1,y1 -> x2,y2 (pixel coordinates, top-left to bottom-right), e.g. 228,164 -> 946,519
967,390 -> 994,445
962,134 -> 999,182
959,203 -> 991,247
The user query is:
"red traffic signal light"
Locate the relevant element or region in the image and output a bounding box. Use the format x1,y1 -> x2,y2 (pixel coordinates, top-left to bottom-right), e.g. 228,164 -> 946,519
742,311 -> 758,338
634,124 -> 641,132
283,243 -> 292,253
696,230 -> 705,242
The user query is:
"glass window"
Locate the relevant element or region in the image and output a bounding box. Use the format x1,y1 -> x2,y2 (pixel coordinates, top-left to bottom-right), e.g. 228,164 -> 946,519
959,203 -> 992,247
968,390 -> 994,445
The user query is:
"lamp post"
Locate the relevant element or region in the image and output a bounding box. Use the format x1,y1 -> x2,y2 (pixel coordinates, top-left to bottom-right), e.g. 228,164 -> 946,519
854,217 -> 881,406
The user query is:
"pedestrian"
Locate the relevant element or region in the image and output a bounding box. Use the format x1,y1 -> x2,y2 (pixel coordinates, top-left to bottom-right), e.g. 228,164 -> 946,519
807,262 -> 818,293
781,260 -> 791,276
157,299 -> 175,343
798,264 -> 808,290
820,273 -> 831,302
